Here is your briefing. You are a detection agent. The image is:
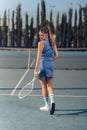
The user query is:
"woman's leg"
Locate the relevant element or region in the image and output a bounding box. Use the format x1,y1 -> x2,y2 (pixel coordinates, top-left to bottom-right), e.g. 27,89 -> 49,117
47,77 -> 54,94
47,77 -> 55,114
39,77 -> 49,111
39,77 -> 48,98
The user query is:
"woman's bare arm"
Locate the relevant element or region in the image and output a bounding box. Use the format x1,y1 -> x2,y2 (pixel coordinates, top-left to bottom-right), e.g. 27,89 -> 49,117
34,41 -> 44,77
53,44 -> 58,60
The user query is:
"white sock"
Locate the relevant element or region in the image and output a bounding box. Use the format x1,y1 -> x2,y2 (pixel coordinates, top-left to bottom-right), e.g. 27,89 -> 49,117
40,97 -> 49,111
49,94 -> 55,104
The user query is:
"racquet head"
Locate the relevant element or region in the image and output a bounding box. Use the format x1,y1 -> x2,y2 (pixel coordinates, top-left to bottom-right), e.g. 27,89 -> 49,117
18,77 -> 36,99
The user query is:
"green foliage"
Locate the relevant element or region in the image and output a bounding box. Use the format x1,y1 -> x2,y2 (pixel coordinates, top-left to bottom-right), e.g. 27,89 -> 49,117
16,4 -> 22,47
49,9 -> 55,34
41,0 -> 46,27
55,12 -> 59,47
11,10 -> 15,47
24,13 -> 29,47
0,26 -> 2,46
2,10 -> 8,47
78,6 -> 83,47
29,17 -> 35,48
66,8 -> 73,47
36,3 -> 40,47
83,4 -> 87,47
0,1 -> 87,48
60,13 -> 67,47
73,9 -> 77,47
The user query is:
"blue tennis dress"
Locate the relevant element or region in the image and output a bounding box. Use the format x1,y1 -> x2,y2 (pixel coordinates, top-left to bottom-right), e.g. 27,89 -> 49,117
38,39 -> 54,79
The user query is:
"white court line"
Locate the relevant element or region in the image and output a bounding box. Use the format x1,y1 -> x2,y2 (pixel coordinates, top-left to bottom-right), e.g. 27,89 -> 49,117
10,48 -> 36,95
1,93 -> 87,98
11,69 -> 29,95
55,95 -> 87,98
11,59 -> 35,95
11,50 -> 31,95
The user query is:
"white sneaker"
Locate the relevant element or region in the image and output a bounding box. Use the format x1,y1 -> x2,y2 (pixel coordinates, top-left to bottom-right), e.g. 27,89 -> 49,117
40,105 -> 49,111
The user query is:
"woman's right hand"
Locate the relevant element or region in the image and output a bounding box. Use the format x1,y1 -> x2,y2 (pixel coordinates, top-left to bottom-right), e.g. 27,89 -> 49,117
52,55 -> 58,61
34,70 -> 39,78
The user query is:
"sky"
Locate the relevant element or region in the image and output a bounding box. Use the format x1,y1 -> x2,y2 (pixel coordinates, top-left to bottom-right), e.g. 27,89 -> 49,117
0,0 -> 87,26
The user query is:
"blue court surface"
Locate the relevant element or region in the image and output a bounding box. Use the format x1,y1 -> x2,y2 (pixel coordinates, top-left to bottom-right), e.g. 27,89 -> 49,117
0,50 -> 87,130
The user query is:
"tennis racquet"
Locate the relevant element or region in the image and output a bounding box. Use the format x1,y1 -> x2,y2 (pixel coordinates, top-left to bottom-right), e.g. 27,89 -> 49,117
18,71 -> 40,99
18,77 -> 36,99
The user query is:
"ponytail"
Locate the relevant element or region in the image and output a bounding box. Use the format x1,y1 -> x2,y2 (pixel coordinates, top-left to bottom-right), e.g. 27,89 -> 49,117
47,26 -> 55,50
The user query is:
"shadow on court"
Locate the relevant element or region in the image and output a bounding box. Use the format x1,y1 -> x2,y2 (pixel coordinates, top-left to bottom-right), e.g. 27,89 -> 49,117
55,109 -> 87,117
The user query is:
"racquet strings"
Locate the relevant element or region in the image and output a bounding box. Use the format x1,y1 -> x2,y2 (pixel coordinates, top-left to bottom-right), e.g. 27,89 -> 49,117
18,78 -> 36,99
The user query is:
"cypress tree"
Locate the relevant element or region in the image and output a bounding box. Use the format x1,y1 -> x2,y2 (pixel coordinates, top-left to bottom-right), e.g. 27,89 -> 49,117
29,17 -> 34,48
83,4 -> 87,47
16,4 -> 22,47
67,8 -> 73,47
11,10 -> 15,47
41,0 -> 46,26
49,9 -> 54,34
0,16 -> 2,46
73,9 -> 77,47
61,13 -> 67,47
36,3 -> 40,47
78,5 -> 83,47
24,13 -> 29,47
55,12 -> 60,47
2,10 -> 8,47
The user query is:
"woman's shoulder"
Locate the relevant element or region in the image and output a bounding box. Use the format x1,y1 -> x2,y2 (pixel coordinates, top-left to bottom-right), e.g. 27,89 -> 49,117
38,40 -> 46,45
38,40 -> 44,44
38,41 -> 44,48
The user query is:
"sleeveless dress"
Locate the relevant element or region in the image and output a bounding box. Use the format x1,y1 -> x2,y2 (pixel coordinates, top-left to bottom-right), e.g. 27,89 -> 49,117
38,39 -> 54,79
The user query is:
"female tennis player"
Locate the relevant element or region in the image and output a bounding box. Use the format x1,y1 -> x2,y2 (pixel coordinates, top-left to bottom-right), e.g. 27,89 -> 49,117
34,26 -> 58,115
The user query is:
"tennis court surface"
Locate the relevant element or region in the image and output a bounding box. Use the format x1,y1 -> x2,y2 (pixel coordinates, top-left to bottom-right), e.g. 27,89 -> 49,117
0,49 -> 87,130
